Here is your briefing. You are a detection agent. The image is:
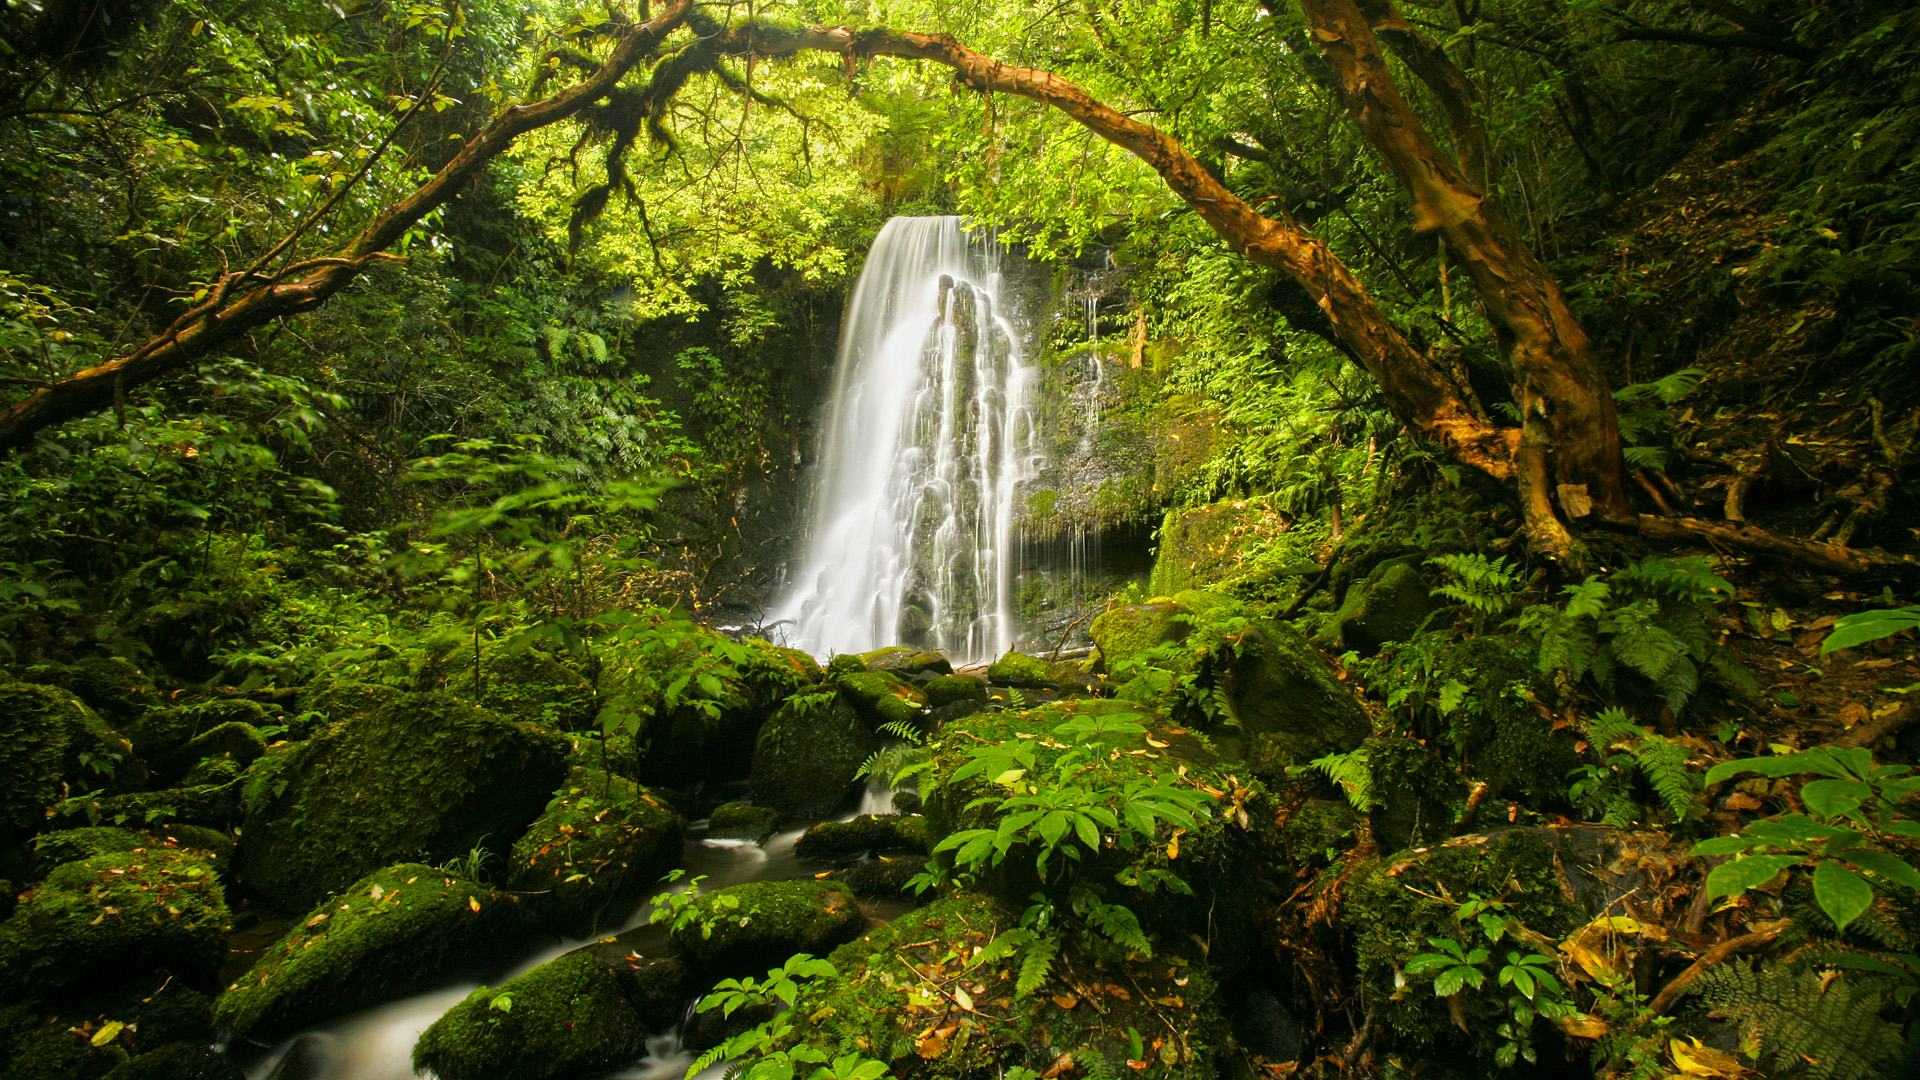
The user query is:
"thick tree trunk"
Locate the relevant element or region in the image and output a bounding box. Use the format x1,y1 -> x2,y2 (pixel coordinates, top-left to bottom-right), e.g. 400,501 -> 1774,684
1300,0 -> 1634,555
0,0 -> 692,453
726,23 -> 1517,483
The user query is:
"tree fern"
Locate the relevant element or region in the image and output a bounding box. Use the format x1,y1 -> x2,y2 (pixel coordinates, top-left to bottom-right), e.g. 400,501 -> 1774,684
1690,959 -> 1903,1080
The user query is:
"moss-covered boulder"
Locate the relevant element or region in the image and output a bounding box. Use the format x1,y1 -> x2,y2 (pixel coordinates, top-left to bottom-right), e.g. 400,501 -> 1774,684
295,680 -> 403,738
0,982 -> 219,1080
1435,636 -> 1575,807
1089,601 -> 1192,672
421,640 -> 597,731
669,879 -> 866,977
750,691 -> 873,818
100,1042 -> 243,1080
507,767 -> 684,934
412,950 -> 648,1080
1365,733 -> 1463,854
153,721 -> 266,784
794,814 -> 929,860
1148,499 -> 1292,596
213,862 -> 538,1039
984,651 -> 1064,689
834,669 -> 928,729
857,647 -> 952,678
125,699 -> 275,761
29,828 -> 149,877
924,674 -> 989,710
1322,556 -> 1437,655
708,801 -> 779,841
785,894 -> 1228,1078
62,657 -> 160,726
0,849 -> 228,998
0,683 -> 85,844
235,691 -> 569,911
1208,619 -> 1372,772
741,638 -> 823,699
56,777 -> 241,831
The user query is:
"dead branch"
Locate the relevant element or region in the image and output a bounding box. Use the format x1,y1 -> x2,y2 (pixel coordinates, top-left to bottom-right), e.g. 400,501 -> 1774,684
1636,514 -> 1919,579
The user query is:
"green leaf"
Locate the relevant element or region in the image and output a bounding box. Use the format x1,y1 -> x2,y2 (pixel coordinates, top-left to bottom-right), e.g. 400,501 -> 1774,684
1704,854 -> 1800,899
1812,860 -> 1874,932
1801,778 -> 1872,820
1822,607 -> 1920,654
1690,835 -> 1756,856
1847,849 -> 1920,891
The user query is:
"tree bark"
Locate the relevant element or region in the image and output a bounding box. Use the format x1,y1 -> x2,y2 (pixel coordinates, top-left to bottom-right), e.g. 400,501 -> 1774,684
723,22 -> 1517,483
1299,0 -> 1634,555
0,0 -> 693,453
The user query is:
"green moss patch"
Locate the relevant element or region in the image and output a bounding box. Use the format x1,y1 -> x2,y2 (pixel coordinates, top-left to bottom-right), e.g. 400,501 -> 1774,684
0,849 -> 229,998
0,683 -> 86,845
708,801 -> 779,841
749,691 -> 873,818
794,814 -> 929,860
507,767 -> 684,934
1089,602 -> 1192,672
834,670 -> 928,729
412,950 -> 648,1080
235,690 -> 568,911
213,862 -> 539,1039
984,651 -> 1065,689
670,879 -> 867,977
924,674 -> 990,709
1148,499 -> 1291,595
857,647 -> 953,677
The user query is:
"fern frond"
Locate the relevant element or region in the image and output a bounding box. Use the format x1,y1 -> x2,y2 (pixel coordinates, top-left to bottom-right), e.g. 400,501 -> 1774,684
1016,933 -> 1060,997
1310,749 -> 1373,811
877,719 -> 927,744
1691,959 -> 1902,1080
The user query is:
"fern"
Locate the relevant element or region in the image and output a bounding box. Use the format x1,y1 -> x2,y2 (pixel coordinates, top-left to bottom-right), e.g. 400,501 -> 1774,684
1427,553 -> 1525,614
1578,708 -> 1699,823
1309,748 -> 1373,811
1016,932 -> 1060,996
1690,959 -> 1903,1080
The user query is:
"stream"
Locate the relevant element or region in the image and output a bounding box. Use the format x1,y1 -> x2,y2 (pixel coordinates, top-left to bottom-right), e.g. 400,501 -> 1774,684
233,786 -> 906,1080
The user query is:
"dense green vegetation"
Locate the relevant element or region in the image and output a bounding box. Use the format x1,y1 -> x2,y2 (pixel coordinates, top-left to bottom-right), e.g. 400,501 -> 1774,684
0,0 -> 1917,1078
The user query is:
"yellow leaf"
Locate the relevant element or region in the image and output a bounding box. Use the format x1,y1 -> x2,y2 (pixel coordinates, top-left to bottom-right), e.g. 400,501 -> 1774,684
1555,1013 -> 1609,1039
1051,994 -> 1079,1009
370,884 -> 385,901
1670,1036 -> 1752,1077
468,896 -> 481,912
90,1021 -> 124,1047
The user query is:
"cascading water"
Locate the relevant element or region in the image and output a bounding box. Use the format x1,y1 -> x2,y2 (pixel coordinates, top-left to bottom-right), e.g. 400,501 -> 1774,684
773,217 -> 1037,664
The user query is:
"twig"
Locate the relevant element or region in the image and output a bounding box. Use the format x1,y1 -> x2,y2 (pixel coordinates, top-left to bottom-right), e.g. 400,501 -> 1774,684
1646,920 -> 1791,1016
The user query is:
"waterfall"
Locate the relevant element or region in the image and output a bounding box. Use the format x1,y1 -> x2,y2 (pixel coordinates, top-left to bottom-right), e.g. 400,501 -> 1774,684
773,217 -> 1037,664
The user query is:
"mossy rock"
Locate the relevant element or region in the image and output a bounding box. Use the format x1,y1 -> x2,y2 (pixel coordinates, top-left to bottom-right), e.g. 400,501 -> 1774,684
422,640 -> 597,731
1278,799 -> 1364,869
295,680 -> 403,738
834,670 -> 928,729
708,801 -> 780,841
1321,556 -> 1437,656
0,982 -> 218,1080
1435,636 -> 1576,807
1089,602 -> 1193,672
828,855 -> 924,899
984,651 -> 1065,689
857,647 -> 953,678
55,778 -> 241,831
794,814 -> 930,860
99,1042 -> 243,1080
562,730 -> 644,781
669,879 -> 866,977
154,721 -> 266,784
0,683 -> 85,845
924,674 -> 990,709
125,699 -> 275,761
740,638 -> 823,699
29,828 -> 149,877
64,658 -> 160,726
1365,734 -> 1464,854
826,654 -> 868,677
786,894 -> 1229,1078
1208,619 -> 1372,773
235,691 -> 569,911
507,767 -> 684,935
412,950 -> 648,1080
0,849 -> 229,998
749,691 -> 873,818
1149,499 -> 1291,596
213,862 -> 539,1039
922,700 -> 1278,973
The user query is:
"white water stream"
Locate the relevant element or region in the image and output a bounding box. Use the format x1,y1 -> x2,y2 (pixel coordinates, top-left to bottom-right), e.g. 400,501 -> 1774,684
772,216 -> 1038,664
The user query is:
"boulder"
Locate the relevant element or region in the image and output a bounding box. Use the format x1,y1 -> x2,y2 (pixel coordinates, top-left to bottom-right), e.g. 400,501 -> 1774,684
412,950 -> 648,1080
507,767 -> 684,934
153,721 -> 266,785
1321,556 -> 1437,655
857,647 -> 953,678
1365,734 -> 1463,854
29,828 -> 149,877
421,640 -> 597,731
61,657 -> 160,726
827,856 -> 924,899
984,650 -> 1066,689
125,699 -> 275,761
707,801 -> 779,842
213,863 -> 539,1039
0,982 -> 220,1080
57,777 -> 242,831
235,691 -> 569,911
0,683 -> 83,844
0,849 -> 229,998
833,669 -> 928,729
295,680 -> 403,738
1207,619 -> 1372,771
1434,636 -> 1575,807
923,674 -> 989,710
749,691 -> 873,818
794,815 -> 929,860
101,1042 -> 244,1080
669,879 -> 866,977
1089,601 -> 1192,672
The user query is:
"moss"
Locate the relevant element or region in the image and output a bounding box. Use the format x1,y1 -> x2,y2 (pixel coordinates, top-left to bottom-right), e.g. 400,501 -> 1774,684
1149,500 -> 1290,595
156,721 -> 266,784
739,638 -> 822,701
296,680 -> 403,738
0,682 -> 82,844
788,894 -> 1229,1078
29,828 -> 149,877
794,814 -> 929,860
235,690 -> 569,911
1088,602 -> 1192,672
1209,618 -> 1373,773
708,801 -> 780,841
834,669 -> 928,728
99,1042 -> 243,1080
0,849 -> 229,998
857,647 -> 953,677
506,767 -> 684,934
828,856 -> 924,899
562,730 -> 644,780
925,674 -> 990,709
1320,556 -> 1437,656
1365,734 -> 1463,854
749,691 -> 873,818
1435,637 -> 1576,808
421,640 -> 597,731
984,651 -> 1062,688
59,700 -> 137,794
412,951 -> 647,1080
670,879 -> 867,976
125,700 -> 275,761
826,654 -> 868,677
64,658 -> 160,726
55,778 -> 241,831
213,862 -> 540,1039
1279,799 -> 1364,869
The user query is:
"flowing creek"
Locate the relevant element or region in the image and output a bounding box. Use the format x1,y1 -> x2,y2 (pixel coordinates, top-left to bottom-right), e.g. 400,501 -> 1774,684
232,787 -> 908,1080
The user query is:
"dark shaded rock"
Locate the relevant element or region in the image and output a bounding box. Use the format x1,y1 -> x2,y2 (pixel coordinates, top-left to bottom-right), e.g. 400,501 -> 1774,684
154,721 -> 266,784
929,699 -> 987,728
0,849 -> 229,999
1211,619 -> 1371,772
100,1042 -> 243,1080
708,801 -> 779,841
0,683 -> 83,845
236,691 -> 568,911
63,657 -> 160,726
1323,556 -> 1437,655
412,950 -> 647,1080
683,996 -> 776,1052
829,856 -> 925,900
126,699 -> 276,762
506,767 -> 683,935
1436,636 -> 1576,807
669,880 -> 866,977
1365,734 -> 1463,854
749,691 -> 872,818
54,777 -> 242,832
833,670 -> 928,729
794,815 -> 929,860
213,862 -> 539,1039
857,647 -> 952,678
